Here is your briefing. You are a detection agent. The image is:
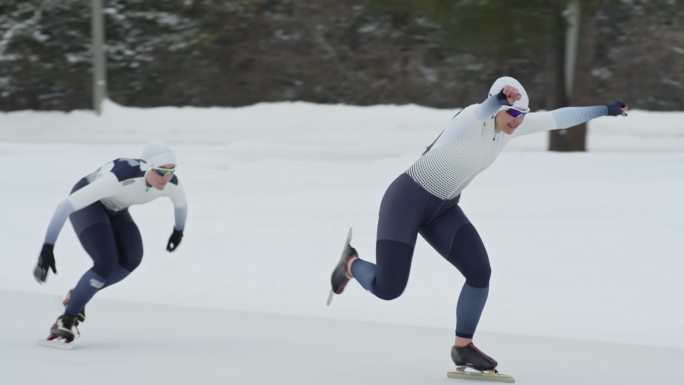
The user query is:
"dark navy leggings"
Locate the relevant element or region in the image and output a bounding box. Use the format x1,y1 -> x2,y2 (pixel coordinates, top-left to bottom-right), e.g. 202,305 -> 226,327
63,178 -> 143,316
351,173 -> 491,338
69,178 -> 143,276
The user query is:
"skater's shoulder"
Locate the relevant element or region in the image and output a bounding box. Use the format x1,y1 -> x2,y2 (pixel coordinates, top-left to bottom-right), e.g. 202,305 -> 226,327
108,158 -> 146,182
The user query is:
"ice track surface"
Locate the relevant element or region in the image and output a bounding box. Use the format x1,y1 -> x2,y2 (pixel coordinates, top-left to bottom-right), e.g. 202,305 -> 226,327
4,290 -> 684,385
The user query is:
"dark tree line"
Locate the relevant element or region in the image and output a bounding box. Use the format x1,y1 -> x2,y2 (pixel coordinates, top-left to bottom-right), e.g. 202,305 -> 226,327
1,0 -> 682,150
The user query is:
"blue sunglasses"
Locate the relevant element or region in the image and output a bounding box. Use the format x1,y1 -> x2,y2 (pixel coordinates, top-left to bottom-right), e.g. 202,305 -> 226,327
505,108 -> 527,118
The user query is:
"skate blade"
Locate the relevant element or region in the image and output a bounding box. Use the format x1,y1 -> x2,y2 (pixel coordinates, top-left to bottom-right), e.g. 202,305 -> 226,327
37,338 -> 75,350
326,227 -> 353,306
447,367 -> 514,383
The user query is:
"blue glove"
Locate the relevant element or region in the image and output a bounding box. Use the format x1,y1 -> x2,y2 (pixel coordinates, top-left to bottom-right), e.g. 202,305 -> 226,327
607,100 -> 627,116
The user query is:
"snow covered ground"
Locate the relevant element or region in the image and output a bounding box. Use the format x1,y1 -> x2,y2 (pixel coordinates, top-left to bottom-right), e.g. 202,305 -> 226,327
1,100 -> 683,384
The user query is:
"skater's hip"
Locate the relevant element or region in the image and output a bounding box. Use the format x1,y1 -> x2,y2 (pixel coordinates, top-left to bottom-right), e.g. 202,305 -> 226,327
377,173 -> 461,245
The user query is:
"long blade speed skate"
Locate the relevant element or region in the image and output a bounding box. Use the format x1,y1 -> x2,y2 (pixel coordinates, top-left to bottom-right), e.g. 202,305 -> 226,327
38,296 -> 79,349
447,367 -> 515,383
326,227 -> 354,306
37,337 -> 76,350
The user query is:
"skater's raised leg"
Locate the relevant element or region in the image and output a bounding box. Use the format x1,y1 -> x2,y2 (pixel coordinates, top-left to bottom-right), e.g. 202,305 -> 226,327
350,240 -> 414,300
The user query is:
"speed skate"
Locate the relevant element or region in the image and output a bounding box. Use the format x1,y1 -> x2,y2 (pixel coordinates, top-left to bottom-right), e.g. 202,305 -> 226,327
37,295 -> 78,350
37,336 -> 76,350
447,366 -> 515,383
326,227 -> 354,306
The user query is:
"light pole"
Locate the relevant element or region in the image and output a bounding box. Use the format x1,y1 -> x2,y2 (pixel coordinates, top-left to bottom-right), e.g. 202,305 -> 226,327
564,0 -> 580,103
92,0 -> 106,115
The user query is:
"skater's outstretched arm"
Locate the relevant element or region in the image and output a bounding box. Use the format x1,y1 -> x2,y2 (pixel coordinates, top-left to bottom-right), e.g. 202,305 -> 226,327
513,100 -> 629,137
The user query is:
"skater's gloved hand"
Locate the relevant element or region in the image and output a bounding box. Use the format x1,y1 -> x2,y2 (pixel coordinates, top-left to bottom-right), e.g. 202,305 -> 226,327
166,228 -> 183,252
606,100 -> 628,116
496,86 -> 522,106
33,244 -> 56,283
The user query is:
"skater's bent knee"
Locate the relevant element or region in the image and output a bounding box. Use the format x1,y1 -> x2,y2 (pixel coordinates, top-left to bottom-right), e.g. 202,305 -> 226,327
120,253 -> 143,272
374,239 -> 414,300
375,286 -> 406,301
465,267 -> 491,288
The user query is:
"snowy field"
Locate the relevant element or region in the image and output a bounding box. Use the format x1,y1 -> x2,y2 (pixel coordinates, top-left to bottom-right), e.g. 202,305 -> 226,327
1,100 -> 683,384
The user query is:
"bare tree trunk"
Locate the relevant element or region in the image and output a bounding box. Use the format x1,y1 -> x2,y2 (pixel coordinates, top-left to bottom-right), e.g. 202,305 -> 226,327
549,122 -> 587,151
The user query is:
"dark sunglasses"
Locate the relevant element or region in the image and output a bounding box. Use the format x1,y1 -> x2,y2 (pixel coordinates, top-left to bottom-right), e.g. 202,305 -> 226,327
154,167 -> 176,177
505,108 -> 527,118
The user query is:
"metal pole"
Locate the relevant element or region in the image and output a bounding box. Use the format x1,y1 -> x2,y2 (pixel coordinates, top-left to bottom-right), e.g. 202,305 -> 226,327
564,0 -> 580,102
92,0 -> 106,115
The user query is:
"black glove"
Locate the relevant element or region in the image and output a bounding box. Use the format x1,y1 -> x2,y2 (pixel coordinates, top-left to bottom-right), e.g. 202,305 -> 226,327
33,244 -> 56,283
166,228 -> 183,252
607,100 -> 627,116
495,89 -> 510,106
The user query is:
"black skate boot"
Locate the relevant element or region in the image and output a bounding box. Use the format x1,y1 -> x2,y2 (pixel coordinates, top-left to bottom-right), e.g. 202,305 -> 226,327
326,228 -> 357,305
451,343 -> 498,372
63,289 -> 86,325
48,313 -> 78,342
